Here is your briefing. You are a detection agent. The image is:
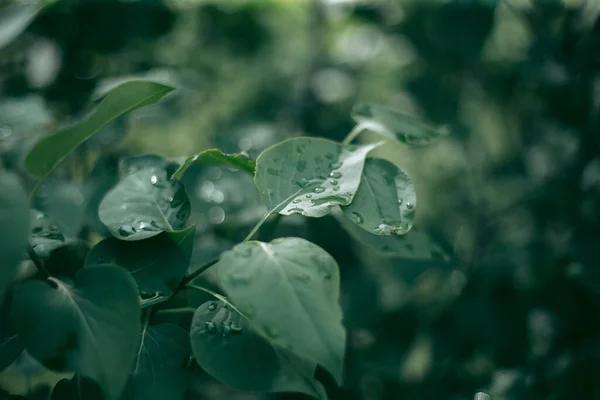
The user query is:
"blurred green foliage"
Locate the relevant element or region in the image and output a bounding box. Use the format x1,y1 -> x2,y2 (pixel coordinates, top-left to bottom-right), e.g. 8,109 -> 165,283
2,0 -> 600,399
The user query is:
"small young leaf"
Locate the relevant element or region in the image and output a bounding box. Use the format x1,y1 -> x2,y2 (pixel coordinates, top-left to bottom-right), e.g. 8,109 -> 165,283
254,137 -> 380,218
24,80 -> 175,179
172,149 -> 256,180
98,167 -> 191,241
85,226 -> 195,297
351,103 -> 447,146
191,299 -> 325,398
0,172 -> 29,300
217,237 -> 346,385
342,158 -> 416,236
125,323 -> 190,400
10,266 -> 142,400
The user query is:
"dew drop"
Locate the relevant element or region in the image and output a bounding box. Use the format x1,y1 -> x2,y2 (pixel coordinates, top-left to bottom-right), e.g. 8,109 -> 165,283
330,162 -> 342,169
208,303 -> 217,311
313,187 -> 325,193
350,212 -> 364,225
150,175 -> 158,185
305,194 -> 312,198
222,323 -> 232,338
406,202 -> 414,210
397,199 -> 403,205
333,186 -> 340,191
288,207 -> 304,215
329,179 -> 338,185
230,323 -> 243,333
292,199 -> 301,204
205,321 -> 217,333
329,171 -> 342,179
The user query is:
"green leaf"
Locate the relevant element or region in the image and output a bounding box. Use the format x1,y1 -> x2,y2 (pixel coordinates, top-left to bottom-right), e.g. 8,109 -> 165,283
29,210 -> 66,258
254,137 -> 380,218
172,149 -> 256,180
51,375 -> 104,400
98,167 -> 191,241
191,298 -> 325,398
0,301 -> 24,372
85,226 -> 195,297
342,158 -> 416,236
0,172 -> 29,301
125,322 -> 190,400
10,266 -> 142,400
217,238 -> 346,384
0,2 -> 42,50
334,208 -> 448,260
351,103 -> 447,146
24,80 -> 175,179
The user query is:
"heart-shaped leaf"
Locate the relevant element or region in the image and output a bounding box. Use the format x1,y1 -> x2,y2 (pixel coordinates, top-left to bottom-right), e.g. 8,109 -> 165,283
254,137 -> 380,217
217,237 -> 346,384
0,172 -> 29,300
25,80 -> 175,179
191,298 -> 325,398
10,266 -> 142,400
125,322 -> 190,400
172,149 -> 256,180
99,168 -> 191,241
85,226 -> 195,297
351,103 -> 447,146
342,158 -> 416,236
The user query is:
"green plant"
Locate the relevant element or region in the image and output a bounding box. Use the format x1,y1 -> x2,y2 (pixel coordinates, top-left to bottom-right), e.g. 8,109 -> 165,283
0,80 -> 447,400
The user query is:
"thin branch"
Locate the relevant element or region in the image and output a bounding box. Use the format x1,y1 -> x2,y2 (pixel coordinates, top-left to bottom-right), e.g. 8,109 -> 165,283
26,244 -> 50,279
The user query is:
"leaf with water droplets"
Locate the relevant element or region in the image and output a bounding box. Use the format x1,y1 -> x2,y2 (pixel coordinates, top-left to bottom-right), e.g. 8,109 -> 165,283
217,238 -> 346,384
24,80 -> 175,179
124,322 -> 190,400
10,266 -> 141,400
333,208 -> 449,260
0,172 -> 29,301
172,149 -> 256,180
342,158 -> 416,236
191,299 -> 326,398
352,103 -> 447,146
85,226 -> 195,298
255,137 -> 380,218
99,167 -> 191,241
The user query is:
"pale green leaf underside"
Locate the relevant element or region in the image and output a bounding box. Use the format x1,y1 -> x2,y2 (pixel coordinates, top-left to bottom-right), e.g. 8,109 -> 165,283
25,80 -> 174,179
10,266 -> 141,400
351,103 -> 447,146
254,137 -> 380,218
191,299 -> 326,398
172,149 -> 256,179
0,172 -> 29,300
217,237 -> 346,385
99,168 -> 191,241
342,158 -> 416,236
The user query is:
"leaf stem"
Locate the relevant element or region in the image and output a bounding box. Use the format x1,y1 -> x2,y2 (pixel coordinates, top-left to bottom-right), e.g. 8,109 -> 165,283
175,257 -> 220,292
342,124 -> 366,145
243,210 -> 274,242
26,244 -> 50,279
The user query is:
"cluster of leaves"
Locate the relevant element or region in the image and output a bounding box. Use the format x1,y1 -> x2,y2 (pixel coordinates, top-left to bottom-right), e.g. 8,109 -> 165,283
0,80 -> 447,400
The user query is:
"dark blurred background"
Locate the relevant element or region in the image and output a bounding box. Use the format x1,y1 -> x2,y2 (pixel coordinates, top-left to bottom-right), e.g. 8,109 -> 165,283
2,0 -> 600,399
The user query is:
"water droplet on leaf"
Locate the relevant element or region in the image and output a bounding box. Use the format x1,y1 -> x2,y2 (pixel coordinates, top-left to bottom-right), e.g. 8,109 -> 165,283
329,179 -> 338,185
329,171 -> 342,179
292,199 -> 301,204
350,212 -> 364,225
150,175 -> 158,185
313,187 -> 325,193
208,303 -> 217,311
205,321 -> 217,333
